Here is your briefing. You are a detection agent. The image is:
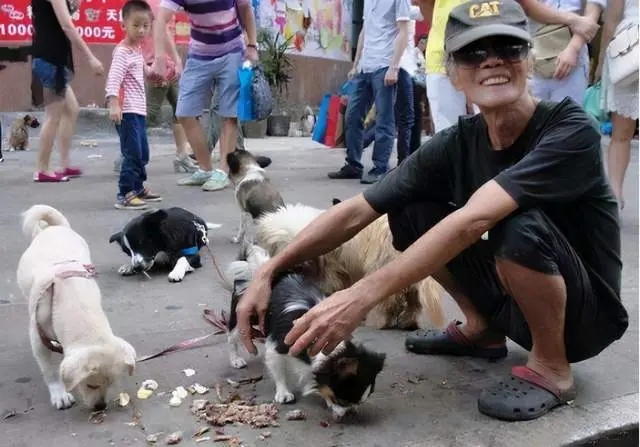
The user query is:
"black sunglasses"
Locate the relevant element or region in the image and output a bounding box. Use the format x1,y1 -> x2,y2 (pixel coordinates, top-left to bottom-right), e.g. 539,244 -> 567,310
451,40 -> 531,68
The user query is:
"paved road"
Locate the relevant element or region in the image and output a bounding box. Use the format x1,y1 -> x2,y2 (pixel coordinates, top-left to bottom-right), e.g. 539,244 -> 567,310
0,124 -> 637,447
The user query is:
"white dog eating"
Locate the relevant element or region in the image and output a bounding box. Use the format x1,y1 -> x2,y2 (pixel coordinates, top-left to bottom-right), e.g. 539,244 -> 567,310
16,205 -> 136,410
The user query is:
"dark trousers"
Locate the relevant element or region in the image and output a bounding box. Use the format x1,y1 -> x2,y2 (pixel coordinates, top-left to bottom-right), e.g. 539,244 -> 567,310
388,201 -> 627,363
410,82 -> 426,154
116,113 -> 149,198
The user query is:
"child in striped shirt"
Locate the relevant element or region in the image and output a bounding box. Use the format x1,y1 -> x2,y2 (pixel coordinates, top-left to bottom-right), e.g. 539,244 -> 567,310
106,0 -> 162,210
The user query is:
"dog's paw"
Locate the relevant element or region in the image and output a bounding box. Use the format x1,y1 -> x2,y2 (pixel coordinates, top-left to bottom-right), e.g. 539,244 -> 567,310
118,264 -> 135,276
274,390 -> 295,404
231,235 -> 241,244
168,270 -> 185,282
230,356 -> 248,369
50,386 -> 76,410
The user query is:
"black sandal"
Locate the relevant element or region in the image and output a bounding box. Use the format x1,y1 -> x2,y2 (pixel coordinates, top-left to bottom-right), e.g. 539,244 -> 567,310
405,320 -> 507,360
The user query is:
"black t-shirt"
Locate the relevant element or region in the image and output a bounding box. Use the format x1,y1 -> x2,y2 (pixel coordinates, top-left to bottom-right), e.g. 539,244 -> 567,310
364,98 -> 625,323
32,0 -> 74,71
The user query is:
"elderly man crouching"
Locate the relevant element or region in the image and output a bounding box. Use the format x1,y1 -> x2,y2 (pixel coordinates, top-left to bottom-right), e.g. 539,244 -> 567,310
236,0 -> 629,421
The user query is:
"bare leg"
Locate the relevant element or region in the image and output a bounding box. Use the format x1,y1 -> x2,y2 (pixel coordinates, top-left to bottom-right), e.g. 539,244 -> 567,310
57,87 -> 79,170
36,96 -> 65,173
606,112 -> 635,210
495,259 -> 574,392
172,123 -> 190,157
219,117 -> 238,173
431,267 -> 500,341
178,117 -> 212,171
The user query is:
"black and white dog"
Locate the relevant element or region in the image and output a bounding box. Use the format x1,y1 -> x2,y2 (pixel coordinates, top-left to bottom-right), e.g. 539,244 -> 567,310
227,150 -> 285,245
109,207 -> 221,282
225,243 -> 386,420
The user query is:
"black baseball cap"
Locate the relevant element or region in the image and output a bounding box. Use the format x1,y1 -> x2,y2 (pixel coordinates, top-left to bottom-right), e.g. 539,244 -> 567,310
444,0 -> 532,54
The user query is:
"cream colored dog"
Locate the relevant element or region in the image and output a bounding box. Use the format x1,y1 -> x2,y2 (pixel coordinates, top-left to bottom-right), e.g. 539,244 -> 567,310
17,205 -> 136,411
255,203 -> 445,330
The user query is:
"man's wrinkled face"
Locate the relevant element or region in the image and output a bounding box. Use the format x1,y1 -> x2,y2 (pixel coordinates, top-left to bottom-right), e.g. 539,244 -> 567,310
449,36 -> 531,109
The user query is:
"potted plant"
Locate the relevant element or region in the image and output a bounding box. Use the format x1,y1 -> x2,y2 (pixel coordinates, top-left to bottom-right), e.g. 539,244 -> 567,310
258,29 -> 294,137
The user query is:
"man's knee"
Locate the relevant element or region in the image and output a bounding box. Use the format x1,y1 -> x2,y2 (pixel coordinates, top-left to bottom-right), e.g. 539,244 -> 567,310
388,201 -> 452,252
491,209 -> 559,275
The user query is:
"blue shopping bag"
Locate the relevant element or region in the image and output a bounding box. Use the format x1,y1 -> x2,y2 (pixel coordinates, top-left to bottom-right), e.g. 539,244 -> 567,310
237,63 -> 255,122
312,94 -> 332,144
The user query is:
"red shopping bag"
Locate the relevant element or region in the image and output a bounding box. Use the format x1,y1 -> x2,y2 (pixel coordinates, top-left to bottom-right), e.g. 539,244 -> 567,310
323,95 -> 342,148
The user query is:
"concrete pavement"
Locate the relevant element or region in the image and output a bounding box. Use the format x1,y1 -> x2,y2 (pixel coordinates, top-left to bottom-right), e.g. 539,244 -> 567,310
0,120 -> 637,447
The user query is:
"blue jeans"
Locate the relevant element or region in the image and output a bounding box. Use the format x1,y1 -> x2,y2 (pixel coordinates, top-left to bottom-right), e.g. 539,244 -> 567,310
395,68 -> 414,163
116,113 -> 149,199
345,67 -> 397,174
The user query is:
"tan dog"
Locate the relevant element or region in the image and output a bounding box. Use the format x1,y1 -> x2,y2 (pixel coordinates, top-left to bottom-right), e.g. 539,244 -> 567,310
255,203 -> 445,330
17,205 -> 136,411
9,114 -> 40,151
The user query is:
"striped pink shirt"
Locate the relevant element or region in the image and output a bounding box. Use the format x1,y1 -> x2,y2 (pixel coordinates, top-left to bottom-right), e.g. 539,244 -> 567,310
105,44 -> 147,116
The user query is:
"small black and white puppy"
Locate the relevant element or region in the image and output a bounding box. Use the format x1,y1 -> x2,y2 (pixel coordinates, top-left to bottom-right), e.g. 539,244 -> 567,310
225,244 -> 386,420
109,207 -> 221,282
227,149 -> 285,245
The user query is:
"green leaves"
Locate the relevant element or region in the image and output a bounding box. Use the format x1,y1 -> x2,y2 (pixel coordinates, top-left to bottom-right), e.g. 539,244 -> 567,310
257,29 -> 294,97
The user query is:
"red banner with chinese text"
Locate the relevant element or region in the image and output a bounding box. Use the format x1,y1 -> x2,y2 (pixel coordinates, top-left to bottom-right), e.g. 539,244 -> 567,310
0,0 -> 190,45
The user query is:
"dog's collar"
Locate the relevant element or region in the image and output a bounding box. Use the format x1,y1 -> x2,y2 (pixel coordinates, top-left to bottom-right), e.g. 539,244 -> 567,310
37,261 -> 97,354
182,246 -> 199,256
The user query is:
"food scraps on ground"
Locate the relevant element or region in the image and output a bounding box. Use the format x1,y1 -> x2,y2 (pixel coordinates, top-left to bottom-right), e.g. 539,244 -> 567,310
194,436 -> 210,443
213,435 -> 241,444
145,432 -> 163,445
195,400 -> 279,429
169,395 -> 182,407
165,431 -> 183,445
259,431 -> 272,440
192,427 -> 210,438
118,392 -> 130,407
183,368 -> 196,377
320,420 -> 330,428
187,383 -> 209,395
137,379 -> 159,400
285,409 -> 306,421
174,386 -> 188,399
88,410 -> 106,424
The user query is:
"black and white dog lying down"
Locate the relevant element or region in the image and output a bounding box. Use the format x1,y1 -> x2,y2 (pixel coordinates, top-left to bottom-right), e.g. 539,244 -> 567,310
109,207 -> 221,282
225,243 -> 386,420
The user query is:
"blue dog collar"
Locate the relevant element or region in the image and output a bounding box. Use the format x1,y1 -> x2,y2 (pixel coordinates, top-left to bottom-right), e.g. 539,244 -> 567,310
182,246 -> 199,256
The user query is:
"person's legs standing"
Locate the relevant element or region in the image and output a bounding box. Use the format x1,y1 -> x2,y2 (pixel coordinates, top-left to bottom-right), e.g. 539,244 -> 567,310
395,68 -> 414,164
115,113 -> 147,209
426,73 -> 467,133
55,86 -> 80,176
410,81 -> 425,154
202,51 -> 243,191
607,112 -> 636,210
175,57 -> 215,186
362,67 -> 396,183
32,58 -> 69,182
328,72 -> 374,179
165,81 -> 197,173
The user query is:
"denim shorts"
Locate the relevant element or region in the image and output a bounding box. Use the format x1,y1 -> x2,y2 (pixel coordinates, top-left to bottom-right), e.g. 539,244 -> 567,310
32,58 -> 72,95
176,50 -> 243,118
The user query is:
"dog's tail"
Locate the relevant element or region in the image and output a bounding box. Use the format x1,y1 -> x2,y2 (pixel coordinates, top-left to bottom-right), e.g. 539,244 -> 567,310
21,205 -> 70,241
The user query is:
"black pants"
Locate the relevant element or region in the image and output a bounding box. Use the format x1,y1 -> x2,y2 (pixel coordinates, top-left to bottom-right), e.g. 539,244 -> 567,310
388,202 -> 623,363
410,82 -> 426,155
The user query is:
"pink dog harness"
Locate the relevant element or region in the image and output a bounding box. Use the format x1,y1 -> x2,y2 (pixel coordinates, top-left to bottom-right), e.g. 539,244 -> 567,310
37,261 -> 97,354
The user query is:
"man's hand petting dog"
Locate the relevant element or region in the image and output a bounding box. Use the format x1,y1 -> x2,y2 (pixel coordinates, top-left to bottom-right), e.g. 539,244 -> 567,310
284,286 -> 372,357
236,267 -> 273,355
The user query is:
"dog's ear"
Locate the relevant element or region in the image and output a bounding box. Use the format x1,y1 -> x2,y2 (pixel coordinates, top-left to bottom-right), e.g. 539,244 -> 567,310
332,198 -> 342,206
227,151 -> 241,174
60,350 -> 93,392
113,336 -> 137,376
23,115 -> 31,124
256,156 -> 272,169
109,231 -> 123,244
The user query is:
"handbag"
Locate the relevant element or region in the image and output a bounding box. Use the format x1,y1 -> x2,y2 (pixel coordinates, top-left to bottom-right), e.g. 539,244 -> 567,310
251,64 -> 274,121
312,94 -> 331,144
583,82 -> 608,123
606,19 -> 639,87
533,24 -> 573,78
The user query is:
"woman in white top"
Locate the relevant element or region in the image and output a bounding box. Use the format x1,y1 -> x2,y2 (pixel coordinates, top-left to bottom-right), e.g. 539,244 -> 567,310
595,0 -> 639,210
